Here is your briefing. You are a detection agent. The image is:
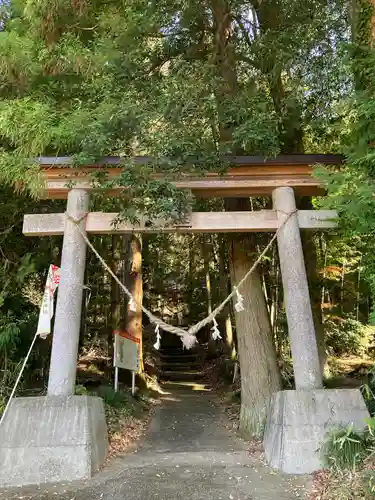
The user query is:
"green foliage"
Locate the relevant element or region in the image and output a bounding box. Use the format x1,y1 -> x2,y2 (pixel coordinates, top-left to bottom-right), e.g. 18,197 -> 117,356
0,395 -> 5,416
96,386 -> 132,409
0,313 -> 21,351
0,0 -> 351,218
74,384 -> 144,414
320,388 -> 375,498
322,424 -> 369,472
0,188 -> 63,400
318,0 -> 375,312
74,384 -> 89,396
0,358 -> 24,418
322,392 -> 375,496
361,380 -> 375,416
324,315 -> 374,357
116,164 -> 194,224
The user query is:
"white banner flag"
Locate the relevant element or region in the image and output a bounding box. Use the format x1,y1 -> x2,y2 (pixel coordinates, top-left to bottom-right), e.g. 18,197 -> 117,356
36,265 -> 60,339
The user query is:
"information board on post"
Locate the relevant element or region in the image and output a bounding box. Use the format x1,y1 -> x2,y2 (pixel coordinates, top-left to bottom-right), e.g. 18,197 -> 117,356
113,330 -> 140,373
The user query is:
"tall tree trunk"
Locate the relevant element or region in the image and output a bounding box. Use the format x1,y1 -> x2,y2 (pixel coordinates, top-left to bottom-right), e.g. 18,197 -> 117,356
202,236 -> 213,315
341,262 -> 346,316
110,236 -> 122,366
111,236 -> 123,326
211,0 -> 281,437
211,0 -> 239,146
254,0 -> 304,153
269,245 -> 281,352
187,236 -> 197,322
357,258 -> 362,321
254,0 -> 326,373
124,234 -> 144,373
301,231 -> 326,376
226,198 -> 281,438
217,235 -> 236,354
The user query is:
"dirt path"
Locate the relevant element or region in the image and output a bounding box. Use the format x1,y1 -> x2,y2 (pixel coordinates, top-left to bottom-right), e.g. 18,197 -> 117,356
1,387 -> 309,499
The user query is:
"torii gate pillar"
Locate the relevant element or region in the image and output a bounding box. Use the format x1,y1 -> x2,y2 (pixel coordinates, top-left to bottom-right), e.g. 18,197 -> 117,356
48,189 -> 89,396
272,186 -> 322,389
263,186 -> 369,475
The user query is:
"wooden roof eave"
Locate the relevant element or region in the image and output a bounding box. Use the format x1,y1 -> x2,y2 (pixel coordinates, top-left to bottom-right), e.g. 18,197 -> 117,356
36,154 -> 343,199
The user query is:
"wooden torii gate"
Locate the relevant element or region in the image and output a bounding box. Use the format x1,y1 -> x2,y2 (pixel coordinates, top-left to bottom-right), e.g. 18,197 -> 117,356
0,154 -> 369,486
22,154 -> 338,398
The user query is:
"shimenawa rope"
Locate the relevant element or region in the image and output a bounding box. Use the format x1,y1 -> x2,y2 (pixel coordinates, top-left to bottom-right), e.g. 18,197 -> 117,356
66,209 -> 296,348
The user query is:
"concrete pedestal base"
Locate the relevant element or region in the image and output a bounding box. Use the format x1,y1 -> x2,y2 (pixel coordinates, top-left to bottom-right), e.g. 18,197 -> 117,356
263,389 -> 369,474
0,396 -> 108,487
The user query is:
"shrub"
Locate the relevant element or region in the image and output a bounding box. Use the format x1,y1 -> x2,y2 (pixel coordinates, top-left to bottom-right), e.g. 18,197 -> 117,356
321,425 -> 370,472
96,386 -> 131,408
361,371 -> 375,416
320,418 -> 375,499
75,384 -> 89,396
324,315 -> 374,357
0,395 -> 5,417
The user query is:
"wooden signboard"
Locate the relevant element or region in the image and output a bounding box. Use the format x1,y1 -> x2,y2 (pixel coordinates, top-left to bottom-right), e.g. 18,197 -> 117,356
113,330 -> 140,373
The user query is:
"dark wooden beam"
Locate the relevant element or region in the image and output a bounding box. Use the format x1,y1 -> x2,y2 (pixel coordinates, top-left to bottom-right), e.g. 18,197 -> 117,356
33,154 -> 342,199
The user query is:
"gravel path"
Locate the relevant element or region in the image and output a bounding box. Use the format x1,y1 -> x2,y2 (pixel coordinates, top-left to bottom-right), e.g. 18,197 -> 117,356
0,387 -> 309,499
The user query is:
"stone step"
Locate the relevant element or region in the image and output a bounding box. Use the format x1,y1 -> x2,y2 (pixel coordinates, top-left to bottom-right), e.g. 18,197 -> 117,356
158,350 -> 200,357
160,361 -> 201,368
158,345 -> 199,353
160,363 -> 201,372
161,380 -> 211,392
160,370 -> 204,382
158,353 -> 200,363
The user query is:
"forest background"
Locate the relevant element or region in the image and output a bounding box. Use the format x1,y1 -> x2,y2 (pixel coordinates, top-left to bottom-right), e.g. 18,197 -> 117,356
1,0 -> 375,456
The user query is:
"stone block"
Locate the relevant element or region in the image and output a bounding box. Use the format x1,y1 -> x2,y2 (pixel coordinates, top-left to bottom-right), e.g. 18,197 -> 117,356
0,395 -> 108,487
263,389 -> 369,474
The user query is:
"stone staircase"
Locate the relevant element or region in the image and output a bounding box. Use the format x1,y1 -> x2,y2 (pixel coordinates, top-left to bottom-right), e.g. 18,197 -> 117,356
158,347 -> 204,385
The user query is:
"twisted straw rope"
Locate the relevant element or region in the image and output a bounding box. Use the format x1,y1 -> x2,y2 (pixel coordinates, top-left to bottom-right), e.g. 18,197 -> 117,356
66,209 -> 296,346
